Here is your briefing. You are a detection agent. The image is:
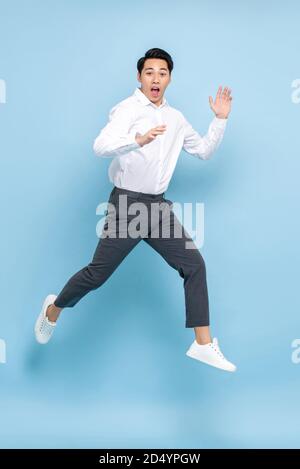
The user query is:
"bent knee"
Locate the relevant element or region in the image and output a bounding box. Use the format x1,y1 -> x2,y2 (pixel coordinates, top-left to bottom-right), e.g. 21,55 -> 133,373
192,256 -> 206,275
179,253 -> 206,278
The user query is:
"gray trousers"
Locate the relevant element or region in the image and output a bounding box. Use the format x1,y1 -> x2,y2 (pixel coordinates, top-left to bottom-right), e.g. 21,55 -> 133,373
54,186 -> 209,327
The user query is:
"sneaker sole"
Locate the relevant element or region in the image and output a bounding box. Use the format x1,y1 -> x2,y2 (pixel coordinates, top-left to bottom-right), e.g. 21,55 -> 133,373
186,349 -> 237,372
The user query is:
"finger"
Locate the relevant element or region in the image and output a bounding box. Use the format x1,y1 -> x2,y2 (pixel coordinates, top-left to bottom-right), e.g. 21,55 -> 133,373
222,86 -> 228,98
216,86 -> 222,98
152,127 -> 166,132
153,128 -> 166,133
225,89 -> 231,101
222,89 -> 229,101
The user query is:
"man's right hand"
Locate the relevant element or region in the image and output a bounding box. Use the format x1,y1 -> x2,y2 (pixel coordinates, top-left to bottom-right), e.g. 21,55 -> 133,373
135,125 -> 167,147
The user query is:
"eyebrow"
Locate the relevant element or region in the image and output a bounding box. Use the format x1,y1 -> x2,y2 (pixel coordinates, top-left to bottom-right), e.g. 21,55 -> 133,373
144,67 -> 168,71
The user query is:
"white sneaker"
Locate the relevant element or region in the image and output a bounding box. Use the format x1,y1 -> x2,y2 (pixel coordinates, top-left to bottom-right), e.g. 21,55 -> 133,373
186,337 -> 237,372
34,294 -> 58,344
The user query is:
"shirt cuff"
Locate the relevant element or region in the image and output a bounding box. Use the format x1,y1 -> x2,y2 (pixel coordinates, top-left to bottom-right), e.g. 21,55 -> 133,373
212,116 -> 228,129
125,130 -> 142,149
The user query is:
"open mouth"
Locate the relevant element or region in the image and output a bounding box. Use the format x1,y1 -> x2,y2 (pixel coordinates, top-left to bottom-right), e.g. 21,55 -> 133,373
150,86 -> 160,97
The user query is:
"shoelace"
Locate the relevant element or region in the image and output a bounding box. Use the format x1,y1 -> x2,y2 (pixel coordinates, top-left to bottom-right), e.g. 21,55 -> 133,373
209,340 -> 225,360
39,316 -> 55,335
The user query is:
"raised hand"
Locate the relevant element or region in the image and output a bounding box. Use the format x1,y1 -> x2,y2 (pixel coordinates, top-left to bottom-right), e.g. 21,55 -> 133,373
209,86 -> 232,119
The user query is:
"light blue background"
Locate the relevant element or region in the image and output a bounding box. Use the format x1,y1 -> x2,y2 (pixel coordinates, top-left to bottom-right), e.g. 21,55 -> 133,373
0,0 -> 299,449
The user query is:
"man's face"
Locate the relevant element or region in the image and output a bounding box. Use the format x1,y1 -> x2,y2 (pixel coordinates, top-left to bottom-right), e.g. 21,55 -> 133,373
137,58 -> 171,106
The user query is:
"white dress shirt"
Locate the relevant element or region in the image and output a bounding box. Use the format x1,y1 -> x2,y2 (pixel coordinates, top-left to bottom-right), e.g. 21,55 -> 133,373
93,87 -> 227,194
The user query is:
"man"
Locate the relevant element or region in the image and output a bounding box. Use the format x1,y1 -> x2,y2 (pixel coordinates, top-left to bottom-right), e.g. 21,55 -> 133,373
35,48 -> 236,372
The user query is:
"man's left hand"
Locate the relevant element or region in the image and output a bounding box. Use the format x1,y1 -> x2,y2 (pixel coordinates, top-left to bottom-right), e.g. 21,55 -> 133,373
209,85 -> 232,119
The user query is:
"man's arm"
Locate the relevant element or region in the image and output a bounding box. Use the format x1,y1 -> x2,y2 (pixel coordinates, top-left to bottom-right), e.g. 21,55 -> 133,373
182,85 -> 232,160
93,104 -> 141,158
182,115 -> 227,160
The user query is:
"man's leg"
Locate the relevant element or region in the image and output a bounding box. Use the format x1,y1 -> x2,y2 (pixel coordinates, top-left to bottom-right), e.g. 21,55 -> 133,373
143,201 -> 211,344
47,235 -> 141,318
46,192 -> 142,322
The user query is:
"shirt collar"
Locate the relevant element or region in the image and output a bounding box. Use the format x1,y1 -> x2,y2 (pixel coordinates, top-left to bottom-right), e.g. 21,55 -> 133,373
134,87 -> 168,108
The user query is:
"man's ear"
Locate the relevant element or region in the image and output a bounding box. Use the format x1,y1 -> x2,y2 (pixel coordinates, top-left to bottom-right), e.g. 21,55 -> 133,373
137,72 -> 141,83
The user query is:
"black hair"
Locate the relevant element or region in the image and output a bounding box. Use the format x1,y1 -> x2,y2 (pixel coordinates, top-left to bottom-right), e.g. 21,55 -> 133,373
137,48 -> 173,75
